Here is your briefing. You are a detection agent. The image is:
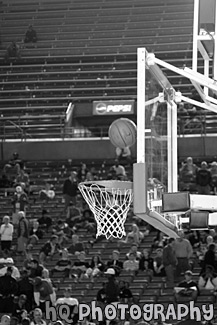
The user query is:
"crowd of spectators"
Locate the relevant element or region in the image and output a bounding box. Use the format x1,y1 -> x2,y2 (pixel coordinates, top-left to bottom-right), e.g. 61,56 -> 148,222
179,156 -> 217,194
1,154 -> 217,325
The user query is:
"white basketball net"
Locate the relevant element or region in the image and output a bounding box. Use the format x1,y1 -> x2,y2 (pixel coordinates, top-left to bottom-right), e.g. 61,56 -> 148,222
78,182 -> 133,239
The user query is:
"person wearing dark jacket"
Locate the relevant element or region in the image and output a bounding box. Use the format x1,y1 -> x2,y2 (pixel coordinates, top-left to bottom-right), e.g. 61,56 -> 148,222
163,238 -> 178,287
63,172 -> 78,214
196,161 -> 212,194
175,270 -> 198,302
0,266 -> 19,313
104,268 -> 119,303
17,270 -> 34,311
139,248 -> 154,276
201,243 -> 217,274
39,235 -> 60,264
17,211 -> 29,255
24,25 -> 37,43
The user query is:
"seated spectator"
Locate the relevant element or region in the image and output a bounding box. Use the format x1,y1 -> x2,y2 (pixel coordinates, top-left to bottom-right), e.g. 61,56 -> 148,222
50,248 -> 71,279
66,205 -> 81,229
0,173 -> 12,188
18,311 -> 28,325
139,248 -> 154,276
52,219 -> 70,238
106,250 -> 123,276
77,163 -> 88,182
71,251 -> 90,280
56,287 -> 79,325
179,157 -> 198,191
123,252 -> 139,272
152,231 -> 166,249
174,270 -> 198,302
30,308 -> 46,325
153,248 -> 166,277
123,223 -> 144,245
198,265 -> 217,292
206,234 -> 215,248
0,257 -> 20,280
85,255 -> 105,279
29,259 -> 44,278
110,160 -> 126,180
15,169 -> 30,194
180,157 -> 197,180
85,171 -> 94,182
0,215 -> 14,252
119,281 -> 133,303
12,294 -> 28,323
96,282 -> 107,304
28,221 -> 43,248
74,209 -> 95,233
196,161 -> 212,195
4,152 -> 23,175
33,277 -> 56,313
38,209 -> 52,233
39,182 -> 55,202
39,235 -> 60,265
126,243 -> 142,260
24,25 -> 37,43
187,230 -> 201,248
68,234 -> 85,255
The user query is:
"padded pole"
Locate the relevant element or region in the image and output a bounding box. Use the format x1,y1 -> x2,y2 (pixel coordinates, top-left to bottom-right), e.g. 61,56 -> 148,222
133,162 -> 147,214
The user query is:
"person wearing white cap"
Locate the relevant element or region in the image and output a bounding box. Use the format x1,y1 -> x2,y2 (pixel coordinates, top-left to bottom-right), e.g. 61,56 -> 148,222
0,215 -> 13,252
0,258 -> 20,280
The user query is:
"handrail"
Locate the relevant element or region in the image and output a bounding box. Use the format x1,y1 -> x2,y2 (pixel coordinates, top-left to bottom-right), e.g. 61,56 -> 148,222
4,120 -> 32,139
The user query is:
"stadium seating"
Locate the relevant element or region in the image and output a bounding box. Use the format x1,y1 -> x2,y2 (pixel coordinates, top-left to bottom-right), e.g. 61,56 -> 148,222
3,0 -> 215,139
0,0 -> 216,312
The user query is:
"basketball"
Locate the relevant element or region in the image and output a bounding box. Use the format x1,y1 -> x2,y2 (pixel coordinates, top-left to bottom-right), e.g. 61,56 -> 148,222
108,118 -> 137,149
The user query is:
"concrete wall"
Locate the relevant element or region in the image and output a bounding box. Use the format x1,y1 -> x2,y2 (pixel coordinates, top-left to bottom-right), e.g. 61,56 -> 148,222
1,136 -> 217,162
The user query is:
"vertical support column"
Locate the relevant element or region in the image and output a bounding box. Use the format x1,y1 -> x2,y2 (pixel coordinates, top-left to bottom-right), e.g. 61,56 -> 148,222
134,48 -> 147,214
167,100 -> 178,193
167,102 -> 172,193
136,48 -> 146,164
171,101 -> 178,192
193,0 -> 199,72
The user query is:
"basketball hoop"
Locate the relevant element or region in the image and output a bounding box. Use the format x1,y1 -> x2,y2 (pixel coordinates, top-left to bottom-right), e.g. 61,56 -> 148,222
78,180 -> 133,239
